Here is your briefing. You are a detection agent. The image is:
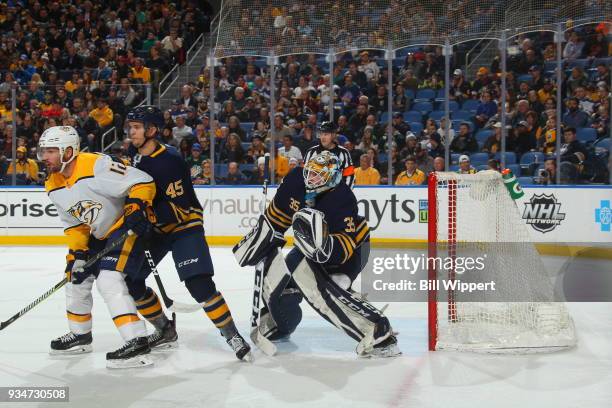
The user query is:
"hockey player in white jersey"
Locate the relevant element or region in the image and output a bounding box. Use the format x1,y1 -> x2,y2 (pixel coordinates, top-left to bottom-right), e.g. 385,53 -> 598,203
38,125 -> 157,368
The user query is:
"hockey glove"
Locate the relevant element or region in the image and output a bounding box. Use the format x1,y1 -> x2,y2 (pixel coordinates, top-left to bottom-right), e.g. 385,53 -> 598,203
123,197 -> 152,237
65,250 -> 89,284
233,215 -> 286,267
292,208 -> 332,264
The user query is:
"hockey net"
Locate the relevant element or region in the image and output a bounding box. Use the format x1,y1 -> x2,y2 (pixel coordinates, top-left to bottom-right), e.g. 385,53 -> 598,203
427,171 -> 576,353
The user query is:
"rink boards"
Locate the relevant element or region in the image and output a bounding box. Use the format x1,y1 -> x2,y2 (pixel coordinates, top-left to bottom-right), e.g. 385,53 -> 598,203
0,185 -> 610,254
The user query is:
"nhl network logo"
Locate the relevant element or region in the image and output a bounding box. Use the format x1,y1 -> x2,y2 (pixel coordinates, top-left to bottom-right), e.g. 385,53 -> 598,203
522,194 -> 565,233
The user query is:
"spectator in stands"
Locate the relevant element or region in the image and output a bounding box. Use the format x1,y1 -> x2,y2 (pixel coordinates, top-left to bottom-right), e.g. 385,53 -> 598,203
131,58 -> 151,84
75,108 -> 100,151
414,144 -> 434,174
220,133 -> 244,164
486,159 -> 501,172
193,159 -> 214,185
450,69 -> 469,102
471,67 -> 490,94
270,113 -> 294,141
400,133 -> 418,159
161,29 -> 183,58
354,153 -> 381,185
450,123 -> 478,154
89,98 -> 113,130
436,118 -> 455,142
483,122 -> 503,154
227,116 -> 246,141
178,85 -> 198,110
223,162 -> 246,185
172,115 -> 193,145
219,100 -> 237,123
566,67 -> 589,98
400,69 -> 419,94
357,127 -> 377,153
575,86 -> 595,115
391,112 -> 410,140
514,120 -> 537,155
186,143 -> 206,177
474,90 -> 497,128
344,140 -> 363,166
512,99 -> 531,127
392,84 -> 408,112
560,127 -> 588,166
563,97 -> 590,129
278,135 -> 303,162
247,156 -> 266,185
433,156 -> 445,172
427,133 -> 445,159
395,155 -> 426,185
358,51 -> 380,83
245,134 -> 267,164
591,105 -> 610,139
296,124 -> 317,155
457,155 -> 476,174
6,146 -> 39,184
563,31 -> 584,60
533,158 -> 554,184
273,144 -> 290,180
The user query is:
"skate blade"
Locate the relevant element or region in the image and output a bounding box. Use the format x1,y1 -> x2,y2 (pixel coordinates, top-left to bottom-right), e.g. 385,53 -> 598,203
359,345 -> 402,359
106,355 -> 154,369
240,351 -> 254,363
150,341 -> 179,353
49,344 -> 93,355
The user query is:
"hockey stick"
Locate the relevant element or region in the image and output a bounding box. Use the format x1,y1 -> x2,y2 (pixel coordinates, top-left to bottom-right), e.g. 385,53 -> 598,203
143,249 -> 201,313
0,231 -> 132,331
249,153 -> 278,356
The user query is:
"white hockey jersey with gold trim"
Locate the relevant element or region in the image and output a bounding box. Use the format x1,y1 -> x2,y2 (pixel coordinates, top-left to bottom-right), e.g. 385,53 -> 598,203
45,153 -> 155,251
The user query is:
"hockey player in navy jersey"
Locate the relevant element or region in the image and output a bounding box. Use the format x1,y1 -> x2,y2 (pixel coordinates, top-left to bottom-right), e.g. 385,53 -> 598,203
125,105 -> 251,361
234,150 -> 400,357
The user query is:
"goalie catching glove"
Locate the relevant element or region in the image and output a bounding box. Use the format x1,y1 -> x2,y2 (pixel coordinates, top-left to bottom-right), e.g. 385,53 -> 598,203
292,208 -> 332,264
233,214 -> 286,267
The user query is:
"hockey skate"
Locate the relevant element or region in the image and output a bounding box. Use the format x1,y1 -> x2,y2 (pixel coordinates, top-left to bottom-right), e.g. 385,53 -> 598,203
361,335 -> 402,358
226,332 -> 253,362
106,337 -> 154,369
50,332 -> 93,355
147,315 -> 178,351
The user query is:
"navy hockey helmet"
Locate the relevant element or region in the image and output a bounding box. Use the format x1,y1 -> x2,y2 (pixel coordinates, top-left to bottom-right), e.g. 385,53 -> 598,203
127,105 -> 165,129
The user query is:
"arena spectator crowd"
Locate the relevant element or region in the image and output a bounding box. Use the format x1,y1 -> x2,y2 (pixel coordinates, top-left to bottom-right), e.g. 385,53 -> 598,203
0,0 -> 212,184
0,0 -> 609,186
161,13 -> 610,185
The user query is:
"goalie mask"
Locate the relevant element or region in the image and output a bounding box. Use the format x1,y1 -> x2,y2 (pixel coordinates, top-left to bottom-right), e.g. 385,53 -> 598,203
303,151 -> 342,192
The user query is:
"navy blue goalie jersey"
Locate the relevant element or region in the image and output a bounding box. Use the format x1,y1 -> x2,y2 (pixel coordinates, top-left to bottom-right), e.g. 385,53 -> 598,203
129,143 -> 203,234
265,167 -> 370,265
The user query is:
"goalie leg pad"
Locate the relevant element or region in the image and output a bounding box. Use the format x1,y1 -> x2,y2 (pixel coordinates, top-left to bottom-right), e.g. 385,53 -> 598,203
292,259 -> 392,350
233,215 -> 286,267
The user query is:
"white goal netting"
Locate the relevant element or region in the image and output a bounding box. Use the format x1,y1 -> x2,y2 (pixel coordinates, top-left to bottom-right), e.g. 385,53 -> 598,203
428,171 -> 577,352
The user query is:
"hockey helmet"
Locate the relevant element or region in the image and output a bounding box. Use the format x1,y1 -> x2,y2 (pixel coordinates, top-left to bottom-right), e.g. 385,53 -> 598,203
303,150 -> 342,191
37,125 -> 80,172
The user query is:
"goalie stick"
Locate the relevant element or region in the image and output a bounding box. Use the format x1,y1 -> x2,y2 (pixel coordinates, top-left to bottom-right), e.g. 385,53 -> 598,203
1,230 -> 132,331
143,249 -> 201,313
249,153 -> 277,356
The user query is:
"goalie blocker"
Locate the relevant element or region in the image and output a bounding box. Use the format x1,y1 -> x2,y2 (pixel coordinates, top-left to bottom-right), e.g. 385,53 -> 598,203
234,153 -> 400,357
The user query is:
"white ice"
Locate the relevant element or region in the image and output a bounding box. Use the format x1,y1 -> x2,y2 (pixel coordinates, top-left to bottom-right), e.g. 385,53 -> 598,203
0,246 -> 611,408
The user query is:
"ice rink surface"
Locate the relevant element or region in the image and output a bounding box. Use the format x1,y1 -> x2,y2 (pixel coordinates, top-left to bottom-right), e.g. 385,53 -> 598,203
0,246 -> 611,408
